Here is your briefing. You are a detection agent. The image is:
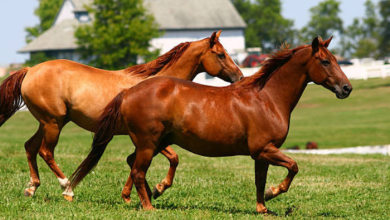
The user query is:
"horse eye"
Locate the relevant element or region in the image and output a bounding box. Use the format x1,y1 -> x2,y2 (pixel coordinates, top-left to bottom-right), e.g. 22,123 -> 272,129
321,59 -> 330,66
218,53 -> 225,59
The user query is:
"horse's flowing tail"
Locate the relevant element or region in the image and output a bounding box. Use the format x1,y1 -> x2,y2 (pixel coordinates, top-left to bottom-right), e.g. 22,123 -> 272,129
69,91 -> 127,189
0,68 -> 29,127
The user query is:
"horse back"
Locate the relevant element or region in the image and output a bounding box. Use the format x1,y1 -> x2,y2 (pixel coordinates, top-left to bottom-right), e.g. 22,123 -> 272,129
21,60 -> 138,131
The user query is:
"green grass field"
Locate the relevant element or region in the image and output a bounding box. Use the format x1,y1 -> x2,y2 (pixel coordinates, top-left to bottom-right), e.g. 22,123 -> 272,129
0,77 -> 389,219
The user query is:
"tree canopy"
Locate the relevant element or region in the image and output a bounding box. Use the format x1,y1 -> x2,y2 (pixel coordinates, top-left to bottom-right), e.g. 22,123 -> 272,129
339,0 -> 379,58
378,0 -> 390,58
75,0 -> 160,70
24,0 -> 63,66
25,0 -> 63,43
300,0 -> 343,42
232,0 -> 295,53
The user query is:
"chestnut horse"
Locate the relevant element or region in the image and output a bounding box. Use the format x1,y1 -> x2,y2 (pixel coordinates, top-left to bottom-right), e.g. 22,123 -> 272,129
0,31 -> 243,201
70,37 -> 352,213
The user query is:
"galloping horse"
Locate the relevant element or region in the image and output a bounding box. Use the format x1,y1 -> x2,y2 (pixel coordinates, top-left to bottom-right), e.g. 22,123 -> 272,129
0,31 -> 243,201
69,36 -> 352,214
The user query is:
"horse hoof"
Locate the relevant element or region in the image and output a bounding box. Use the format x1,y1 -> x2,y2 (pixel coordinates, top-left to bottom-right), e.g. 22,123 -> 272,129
265,187 -> 275,201
122,196 -> 131,204
63,195 -> 73,202
152,186 -> 162,199
24,188 -> 34,197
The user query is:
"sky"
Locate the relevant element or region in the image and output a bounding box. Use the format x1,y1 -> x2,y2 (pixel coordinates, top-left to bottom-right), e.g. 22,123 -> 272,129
0,0 -> 380,67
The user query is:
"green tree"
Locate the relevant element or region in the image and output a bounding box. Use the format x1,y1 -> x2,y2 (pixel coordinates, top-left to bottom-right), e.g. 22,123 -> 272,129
378,0 -> 390,58
232,0 -> 296,53
75,0 -> 160,70
339,0 -> 379,58
25,0 -> 63,43
300,0 -> 343,42
24,52 -> 55,67
24,0 -> 62,66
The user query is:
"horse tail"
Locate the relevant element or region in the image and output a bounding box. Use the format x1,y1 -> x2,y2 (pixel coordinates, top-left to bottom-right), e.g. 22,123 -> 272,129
69,90 -> 127,189
0,68 -> 29,127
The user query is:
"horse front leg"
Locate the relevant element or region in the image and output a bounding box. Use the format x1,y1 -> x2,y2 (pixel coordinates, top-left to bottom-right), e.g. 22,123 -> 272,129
152,146 -> 179,199
254,160 -> 269,213
258,143 -> 299,201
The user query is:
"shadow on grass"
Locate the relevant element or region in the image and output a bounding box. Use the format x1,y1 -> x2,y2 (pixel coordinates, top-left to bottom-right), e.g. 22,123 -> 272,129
154,201 -> 299,217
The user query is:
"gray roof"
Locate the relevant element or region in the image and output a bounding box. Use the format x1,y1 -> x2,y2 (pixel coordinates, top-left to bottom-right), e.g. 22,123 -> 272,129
72,0 -> 92,11
145,0 -> 246,30
20,0 -> 246,53
19,19 -> 80,52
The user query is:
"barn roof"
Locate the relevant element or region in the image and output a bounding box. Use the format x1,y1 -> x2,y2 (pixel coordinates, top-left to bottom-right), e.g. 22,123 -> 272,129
71,0 -> 246,29
19,19 -> 80,52
145,0 -> 246,30
20,0 -> 246,53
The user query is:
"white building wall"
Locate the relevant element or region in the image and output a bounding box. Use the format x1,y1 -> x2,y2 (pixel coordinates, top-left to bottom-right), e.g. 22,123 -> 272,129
151,29 -> 245,62
54,0 -> 75,26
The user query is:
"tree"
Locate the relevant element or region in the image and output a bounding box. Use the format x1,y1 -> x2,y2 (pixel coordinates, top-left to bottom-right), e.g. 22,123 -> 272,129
231,0 -> 296,53
75,0 -> 160,70
339,0 -> 379,58
300,0 -> 343,42
378,0 -> 390,58
24,0 -> 62,66
25,0 -> 63,43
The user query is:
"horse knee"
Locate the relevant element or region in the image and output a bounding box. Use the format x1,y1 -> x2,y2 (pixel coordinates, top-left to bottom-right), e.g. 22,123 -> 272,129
168,154 -> 179,167
289,161 -> 298,174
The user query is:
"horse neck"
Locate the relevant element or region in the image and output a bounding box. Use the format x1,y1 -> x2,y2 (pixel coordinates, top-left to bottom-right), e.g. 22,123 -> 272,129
156,42 -> 205,80
260,55 -> 310,115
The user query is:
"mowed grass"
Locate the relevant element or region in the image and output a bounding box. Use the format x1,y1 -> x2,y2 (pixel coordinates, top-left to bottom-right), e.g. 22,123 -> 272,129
284,77 -> 390,149
0,77 -> 389,219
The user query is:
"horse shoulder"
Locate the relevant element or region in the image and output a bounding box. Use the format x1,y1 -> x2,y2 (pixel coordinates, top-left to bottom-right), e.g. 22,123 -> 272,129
242,92 -> 290,158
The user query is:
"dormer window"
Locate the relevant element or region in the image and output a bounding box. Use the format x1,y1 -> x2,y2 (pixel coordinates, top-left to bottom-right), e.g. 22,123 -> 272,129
75,11 -> 90,23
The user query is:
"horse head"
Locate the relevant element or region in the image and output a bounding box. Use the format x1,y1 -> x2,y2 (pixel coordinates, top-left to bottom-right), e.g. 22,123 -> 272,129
306,36 -> 352,99
200,30 -> 243,83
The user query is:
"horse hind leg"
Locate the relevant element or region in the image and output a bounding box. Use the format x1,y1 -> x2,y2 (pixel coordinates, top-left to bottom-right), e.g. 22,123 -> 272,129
122,151 -> 153,204
24,125 -> 44,197
131,148 -> 155,210
38,121 -> 74,201
152,145 -> 179,199
121,152 -> 136,203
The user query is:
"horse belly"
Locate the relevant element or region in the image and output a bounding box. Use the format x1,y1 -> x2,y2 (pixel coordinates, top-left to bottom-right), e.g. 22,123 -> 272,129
172,133 -> 249,157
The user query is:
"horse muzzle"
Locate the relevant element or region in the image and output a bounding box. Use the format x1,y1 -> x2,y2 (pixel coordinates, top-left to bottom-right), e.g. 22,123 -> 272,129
335,83 -> 352,99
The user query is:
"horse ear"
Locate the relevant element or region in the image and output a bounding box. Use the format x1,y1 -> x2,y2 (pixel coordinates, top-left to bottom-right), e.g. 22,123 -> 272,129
323,36 -> 333,48
210,31 -> 217,48
216,30 -> 222,39
312,37 -> 320,53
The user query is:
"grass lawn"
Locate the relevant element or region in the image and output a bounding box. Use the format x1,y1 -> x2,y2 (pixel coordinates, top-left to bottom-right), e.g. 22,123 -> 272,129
0,77 -> 389,219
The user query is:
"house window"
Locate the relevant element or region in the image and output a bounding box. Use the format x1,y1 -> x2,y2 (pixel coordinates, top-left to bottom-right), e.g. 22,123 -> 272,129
75,12 -> 90,23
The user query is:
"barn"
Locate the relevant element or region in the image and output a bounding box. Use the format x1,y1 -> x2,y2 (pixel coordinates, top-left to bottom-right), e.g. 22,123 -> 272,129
19,0 -> 247,65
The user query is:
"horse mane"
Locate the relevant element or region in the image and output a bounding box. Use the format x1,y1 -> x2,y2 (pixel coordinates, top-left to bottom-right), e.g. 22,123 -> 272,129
125,41 -> 192,77
237,43 -> 311,90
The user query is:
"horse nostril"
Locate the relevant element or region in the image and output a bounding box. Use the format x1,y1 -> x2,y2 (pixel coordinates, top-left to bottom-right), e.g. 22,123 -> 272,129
239,76 -> 244,81
343,84 -> 352,93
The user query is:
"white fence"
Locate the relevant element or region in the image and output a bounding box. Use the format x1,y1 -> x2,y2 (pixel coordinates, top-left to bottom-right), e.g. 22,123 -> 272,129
194,64 -> 390,87
283,145 -> 390,156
